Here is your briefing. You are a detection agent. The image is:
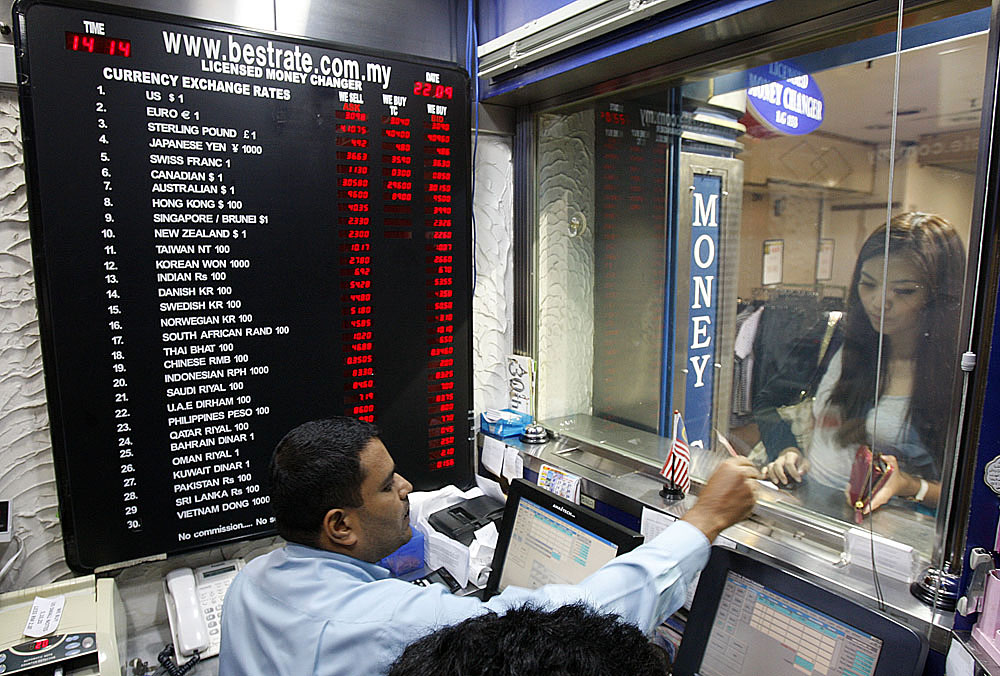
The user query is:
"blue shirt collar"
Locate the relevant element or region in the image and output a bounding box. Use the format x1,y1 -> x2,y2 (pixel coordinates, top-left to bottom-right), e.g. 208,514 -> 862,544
283,542 -> 392,580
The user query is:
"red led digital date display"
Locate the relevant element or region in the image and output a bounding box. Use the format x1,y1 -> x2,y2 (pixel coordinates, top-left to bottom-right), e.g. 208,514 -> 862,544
413,81 -> 453,99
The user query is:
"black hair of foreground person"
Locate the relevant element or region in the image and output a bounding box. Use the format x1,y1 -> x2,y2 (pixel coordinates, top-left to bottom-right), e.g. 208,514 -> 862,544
387,603 -> 670,676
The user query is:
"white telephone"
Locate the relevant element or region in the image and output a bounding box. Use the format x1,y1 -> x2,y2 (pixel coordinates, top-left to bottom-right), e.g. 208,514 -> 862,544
163,559 -> 244,661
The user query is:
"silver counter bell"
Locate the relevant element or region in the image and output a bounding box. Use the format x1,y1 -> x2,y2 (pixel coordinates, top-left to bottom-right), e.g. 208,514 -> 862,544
519,424 -> 548,444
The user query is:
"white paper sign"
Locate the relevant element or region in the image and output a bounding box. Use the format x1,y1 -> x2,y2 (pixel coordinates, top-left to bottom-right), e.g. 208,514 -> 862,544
423,528 -> 472,587
640,506 -> 676,540
468,538 -> 495,588
481,436 -> 505,477
506,355 -> 534,415
762,239 -> 784,286
24,595 -> 65,638
474,521 -> 499,548
845,528 -> 916,582
816,238 -> 835,280
475,474 -> 507,504
716,535 -> 737,549
501,446 -> 523,481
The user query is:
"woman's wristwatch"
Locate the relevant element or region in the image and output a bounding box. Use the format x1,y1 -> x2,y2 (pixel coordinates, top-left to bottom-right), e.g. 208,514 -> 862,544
909,478 -> 929,502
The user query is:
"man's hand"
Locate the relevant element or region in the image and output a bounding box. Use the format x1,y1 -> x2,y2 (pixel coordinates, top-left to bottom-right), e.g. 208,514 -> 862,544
764,448 -> 810,486
682,458 -> 760,542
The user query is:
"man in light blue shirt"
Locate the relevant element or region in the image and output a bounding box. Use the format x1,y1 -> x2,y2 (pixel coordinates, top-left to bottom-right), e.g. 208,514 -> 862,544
219,417 -> 758,676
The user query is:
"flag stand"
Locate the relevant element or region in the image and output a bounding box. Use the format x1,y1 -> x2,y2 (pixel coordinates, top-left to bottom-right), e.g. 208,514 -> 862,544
659,481 -> 685,500
659,410 -> 691,501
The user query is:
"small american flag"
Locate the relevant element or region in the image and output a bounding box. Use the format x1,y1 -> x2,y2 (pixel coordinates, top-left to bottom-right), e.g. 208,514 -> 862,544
660,410 -> 691,493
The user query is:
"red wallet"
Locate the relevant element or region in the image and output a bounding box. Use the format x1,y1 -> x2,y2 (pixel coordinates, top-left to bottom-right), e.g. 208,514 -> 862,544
847,445 -> 893,523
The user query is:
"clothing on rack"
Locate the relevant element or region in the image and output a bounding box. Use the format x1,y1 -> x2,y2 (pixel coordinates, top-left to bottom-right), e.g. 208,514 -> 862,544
750,292 -> 840,461
730,306 -> 763,425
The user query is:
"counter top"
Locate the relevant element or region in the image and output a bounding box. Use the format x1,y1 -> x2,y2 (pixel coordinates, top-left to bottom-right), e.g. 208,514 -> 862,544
496,414 -> 953,651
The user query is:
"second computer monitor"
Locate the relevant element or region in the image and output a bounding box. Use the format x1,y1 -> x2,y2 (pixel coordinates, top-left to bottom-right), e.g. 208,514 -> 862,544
672,547 -> 928,676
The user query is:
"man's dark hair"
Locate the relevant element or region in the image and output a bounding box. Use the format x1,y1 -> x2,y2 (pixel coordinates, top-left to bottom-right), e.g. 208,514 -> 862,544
387,603 -> 670,676
269,416 -> 379,546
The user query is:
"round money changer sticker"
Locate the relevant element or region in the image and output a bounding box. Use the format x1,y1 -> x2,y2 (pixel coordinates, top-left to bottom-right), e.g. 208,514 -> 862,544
984,455 -> 1000,496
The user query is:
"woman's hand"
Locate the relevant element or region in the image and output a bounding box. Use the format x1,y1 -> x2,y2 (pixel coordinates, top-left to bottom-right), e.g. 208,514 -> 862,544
858,455 -> 938,513
764,448 -> 810,486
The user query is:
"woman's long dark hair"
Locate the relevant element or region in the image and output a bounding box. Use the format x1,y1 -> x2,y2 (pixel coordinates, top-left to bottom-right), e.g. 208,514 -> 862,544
829,212 -> 965,468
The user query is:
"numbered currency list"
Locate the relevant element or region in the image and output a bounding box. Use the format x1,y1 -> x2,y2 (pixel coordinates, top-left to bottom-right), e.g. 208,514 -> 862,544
18,2 -> 471,570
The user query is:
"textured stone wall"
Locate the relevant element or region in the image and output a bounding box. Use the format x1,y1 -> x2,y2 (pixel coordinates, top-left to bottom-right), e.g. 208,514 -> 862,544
471,134 -> 515,416
0,89 -> 72,591
535,111 -> 595,420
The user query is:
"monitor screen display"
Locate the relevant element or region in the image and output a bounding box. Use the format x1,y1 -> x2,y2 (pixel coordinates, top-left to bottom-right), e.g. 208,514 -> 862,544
497,497 -> 621,590
699,571 -> 883,676
484,478 -> 644,598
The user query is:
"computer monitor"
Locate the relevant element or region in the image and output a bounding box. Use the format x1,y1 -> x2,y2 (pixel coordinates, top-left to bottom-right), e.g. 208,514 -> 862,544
673,547 -> 928,676
484,478 -> 644,598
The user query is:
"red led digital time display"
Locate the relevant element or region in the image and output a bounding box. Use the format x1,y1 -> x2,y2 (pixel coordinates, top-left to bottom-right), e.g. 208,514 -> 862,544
65,32 -> 131,56
600,111 -> 628,125
413,81 -> 453,99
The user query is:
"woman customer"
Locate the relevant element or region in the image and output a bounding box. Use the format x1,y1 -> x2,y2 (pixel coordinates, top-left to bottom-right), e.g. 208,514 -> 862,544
762,212 -> 964,515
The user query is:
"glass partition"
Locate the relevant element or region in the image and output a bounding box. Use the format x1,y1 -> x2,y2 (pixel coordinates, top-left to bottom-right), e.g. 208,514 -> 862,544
531,2 -> 989,556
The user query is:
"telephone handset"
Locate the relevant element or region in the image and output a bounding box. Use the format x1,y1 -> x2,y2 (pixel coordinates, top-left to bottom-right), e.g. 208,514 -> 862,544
164,559 -> 244,661
165,568 -> 208,657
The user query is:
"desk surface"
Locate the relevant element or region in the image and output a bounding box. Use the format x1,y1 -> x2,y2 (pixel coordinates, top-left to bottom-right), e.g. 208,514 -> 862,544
492,418 -> 954,652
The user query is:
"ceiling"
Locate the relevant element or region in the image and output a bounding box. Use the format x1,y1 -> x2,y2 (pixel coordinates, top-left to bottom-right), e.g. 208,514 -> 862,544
804,32 -> 988,146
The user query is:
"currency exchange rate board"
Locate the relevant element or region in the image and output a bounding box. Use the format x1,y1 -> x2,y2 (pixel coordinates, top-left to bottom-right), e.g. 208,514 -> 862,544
15,0 -> 471,570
